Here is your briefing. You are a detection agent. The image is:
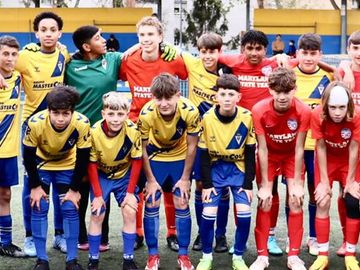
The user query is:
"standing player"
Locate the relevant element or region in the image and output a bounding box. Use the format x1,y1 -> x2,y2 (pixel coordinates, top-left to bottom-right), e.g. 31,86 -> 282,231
0,36 -> 25,257
309,82 -> 360,270
138,73 -> 199,270
249,68 -> 311,270
23,86 -> 90,270
196,74 -> 255,270
87,92 -> 141,270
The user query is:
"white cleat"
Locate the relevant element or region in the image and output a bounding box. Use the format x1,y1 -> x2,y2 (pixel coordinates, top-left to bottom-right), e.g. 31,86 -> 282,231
249,256 -> 269,270
287,255 -> 306,270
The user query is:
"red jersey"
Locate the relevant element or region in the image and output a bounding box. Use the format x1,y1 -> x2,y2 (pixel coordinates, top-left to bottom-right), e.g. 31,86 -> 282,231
252,97 -> 311,156
339,68 -> 360,106
218,54 -> 278,110
119,50 -> 188,122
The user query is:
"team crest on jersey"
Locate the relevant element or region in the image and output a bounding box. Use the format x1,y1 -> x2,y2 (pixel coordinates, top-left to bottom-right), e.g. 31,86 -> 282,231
68,138 -> 76,146
341,128 -> 351,139
287,119 -> 298,131
235,133 -> 242,145
318,84 -> 325,95
261,65 -> 273,76
102,59 -> 107,70
177,128 -> 184,135
57,61 -> 63,72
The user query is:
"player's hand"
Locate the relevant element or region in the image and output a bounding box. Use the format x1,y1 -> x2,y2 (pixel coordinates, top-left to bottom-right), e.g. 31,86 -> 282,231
62,189 -> 81,210
338,60 -> 355,90
275,53 -> 290,68
121,192 -> 138,212
173,178 -> 191,205
314,181 -> 332,204
202,187 -> 217,203
144,181 -> 162,207
30,186 -> 49,210
122,43 -> 141,60
344,181 -> 360,199
23,42 -> 40,52
288,183 -> 305,206
91,196 -> 106,216
257,186 -> 272,209
160,42 -> 177,61
0,73 -> 8,88
237,187 -> 253,203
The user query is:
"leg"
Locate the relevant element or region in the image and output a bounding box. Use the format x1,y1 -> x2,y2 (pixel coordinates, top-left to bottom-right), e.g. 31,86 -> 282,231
144,192 -> 161,256
51,185 -> 66,253
214,187 -> 230,253
100,199 -> 111,251
78,180 -> 90,248
0,187 -> 12,245
268,177 -> 283,256
193,181 -> 203,251
336,186 -> 347,256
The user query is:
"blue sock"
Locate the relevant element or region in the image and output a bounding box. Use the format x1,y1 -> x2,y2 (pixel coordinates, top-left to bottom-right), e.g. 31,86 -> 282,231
215,189 -> 230,238
31,197 -> 49,261
194,190 -> 203,233
22,174 -> 32,236
200,212 -> 216,254
175,208 -> 191,255
144,206 -> 159,255
308,203 -> 317,238
52,187 -> 63,233
0,215 -> 12,245
234,211 -> 251,256
88,234 -> 101,260
285,205 -> 290,225
61,200 -> 79,262
122,232 -> 136,259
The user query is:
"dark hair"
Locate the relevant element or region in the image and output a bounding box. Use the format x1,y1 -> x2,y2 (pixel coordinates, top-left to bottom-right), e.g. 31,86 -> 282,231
47,85 -> 80,112
298,33 -> 321,51
72,25 -> 99,52
241,30 -> 268,48
197,32 -> 223,51
276,34 -> 282,38
150,73 -> 180,99
215,74 -> 240,92
348,31 -> 360,46
33,12 -> 63,31
268,67 -> 296,93
0,35 -> 20,50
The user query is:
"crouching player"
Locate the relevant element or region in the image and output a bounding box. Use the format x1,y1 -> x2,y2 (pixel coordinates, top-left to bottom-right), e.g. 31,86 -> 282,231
250,68 -> 311,270
23,86 -> 91,270
87,92 -> 142,270
196,74 -> 255,270
309,82 -> 360,270
138,73 -> 200,270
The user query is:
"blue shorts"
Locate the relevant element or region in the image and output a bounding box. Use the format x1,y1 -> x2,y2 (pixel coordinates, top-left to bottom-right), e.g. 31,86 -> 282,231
204,186 -> 250,208
211,160 -> 244,188
38,169 -> 73,192
0,157 -> 19,187
192,148 -> 202,181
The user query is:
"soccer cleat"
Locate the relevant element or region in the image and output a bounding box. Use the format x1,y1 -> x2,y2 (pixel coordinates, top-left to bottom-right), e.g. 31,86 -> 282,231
309,255 -> 329,270
99,243 -> 110,252
33,259 -> 50,270
145,254 -> 160,270
232,257 -> 249,270
87,259 -> 99,270
196,257 -> 212,270
178,255 -> 194,270
166,235 -> 179,252
249,256 -> 269,270
214,235 -> 229,253
134,234 -> 144,250
53,234 -> 67,253
287,256 -> 306,270
307,238 -> 319,256
0,242 -> 26,257
192,234 -> 202,251
267,235 -> 283,256
77,242 -> 89,251
345,256 -> 360,270
336,242 -> 346,257
66,259 -> 84,270
24,236 -> 37,257
228,246 -> 234,255
123,258 -> 139,270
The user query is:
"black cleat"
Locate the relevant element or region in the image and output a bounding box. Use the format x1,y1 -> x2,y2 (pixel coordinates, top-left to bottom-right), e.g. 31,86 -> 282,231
87,259 -> 99,270
166,234 -> 179,252
133,234 -> 144,250
192,234 -> 202,251
214,235 -> 229,253
122,258 -> 138,270
66,259 -> 84,270
33,259 -> 50,270
0,243 -> 26,258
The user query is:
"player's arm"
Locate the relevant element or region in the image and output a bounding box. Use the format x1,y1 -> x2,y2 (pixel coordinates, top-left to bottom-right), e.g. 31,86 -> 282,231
337,60 -> 355,90
344,140 -> 360,199
256,134 -> 272,208
314,138 -> 331,203
121,158 -> 143,212
88,161 -> 106,216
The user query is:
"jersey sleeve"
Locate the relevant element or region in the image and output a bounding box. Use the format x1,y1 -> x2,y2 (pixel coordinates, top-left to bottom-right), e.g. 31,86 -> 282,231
310,108 -> 323,139
251,106 -> 265,135
89,131 -> 98,163
76,119 -> 91,149
245,116 -> 257,145
15,50 -> 28,74
119,58 -> 128,81
174,56 -> 188,80
138,114 -> 150,141
186,108 -> 201,135
298,105 -> 311,132
130,129 -> 143,159
352,113 -> 360,143
182,52 -> 195,73
23,120 -> 38,147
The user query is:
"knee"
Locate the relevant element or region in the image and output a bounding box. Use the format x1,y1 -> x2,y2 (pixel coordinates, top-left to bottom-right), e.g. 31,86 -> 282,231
90,213 -> 105,225
123,205 -> 136,223
345,193 -> 360,219
0,188 -> 11,206
61,200 -> 78,219
317,195 -> 331,210
32,198 -> 50,217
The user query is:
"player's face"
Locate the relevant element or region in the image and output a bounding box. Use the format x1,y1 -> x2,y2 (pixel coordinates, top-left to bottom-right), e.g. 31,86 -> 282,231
215,88 -> 241,115
88,30 -> 107,56
199,47 -> 220,72
328,104 -> 348,123
101,108 -> 128,135
138,25 -> 162,54
154,93 -> 180,118
49,109 -> 73,130
241,43 -> 266,65
36,18 -> 62,51
270,89 -> 295,112
0,45 -> 18,76
296,49 -> 322,73
348,43 -> 360,68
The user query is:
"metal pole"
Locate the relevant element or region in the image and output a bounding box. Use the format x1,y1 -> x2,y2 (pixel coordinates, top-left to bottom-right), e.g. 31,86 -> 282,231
246,0 -> 250,30
179,0 -> 183,48
340,0 -> 347,54
157,0 -> 162,21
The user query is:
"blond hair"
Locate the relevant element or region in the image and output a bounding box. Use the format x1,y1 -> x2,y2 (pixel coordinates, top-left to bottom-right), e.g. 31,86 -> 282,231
102,91 -> 130,111
136,16 -> 163,35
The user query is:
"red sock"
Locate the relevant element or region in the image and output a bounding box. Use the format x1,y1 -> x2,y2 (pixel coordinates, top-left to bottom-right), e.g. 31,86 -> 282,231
315,216 -> 330,256
163,191 -> 176,237
345,217 -> 360,256
270,193 -> 280,232
338,196 -> 347,241
288,211 -> 303,256
136,193 -> 144,236
255,208 -> 270,256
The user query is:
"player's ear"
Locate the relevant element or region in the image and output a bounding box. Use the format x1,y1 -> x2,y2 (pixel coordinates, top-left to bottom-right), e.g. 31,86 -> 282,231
101,109 -> 105,119
237,92 -> 242,103
58,31 -> 62,39
82,42 -> 91,53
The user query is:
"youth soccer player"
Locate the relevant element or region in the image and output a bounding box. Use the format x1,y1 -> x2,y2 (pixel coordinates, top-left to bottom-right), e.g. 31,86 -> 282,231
309,82 -> 360,270
249,68 -> 311,270
86,92 -> 142,270
0,36 -> 25,258
23,86 -> 91,270
196,74 -> 255,270
138,73 -> 200,270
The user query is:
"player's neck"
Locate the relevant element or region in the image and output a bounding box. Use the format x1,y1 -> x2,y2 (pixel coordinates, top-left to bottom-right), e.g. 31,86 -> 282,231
141,50 -> 159,62
83,52 -> 102,61
40,45 -> 56,54
0,69 -> 12,79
